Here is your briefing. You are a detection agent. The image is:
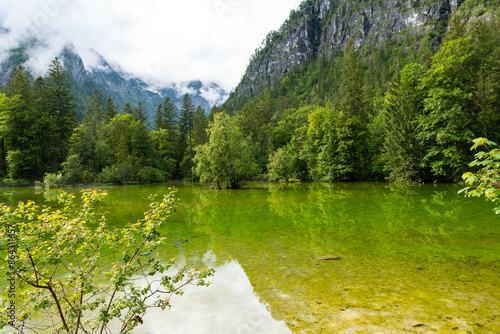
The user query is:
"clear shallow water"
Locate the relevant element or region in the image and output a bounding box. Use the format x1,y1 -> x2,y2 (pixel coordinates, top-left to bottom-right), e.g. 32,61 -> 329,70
1,182 -> 499,333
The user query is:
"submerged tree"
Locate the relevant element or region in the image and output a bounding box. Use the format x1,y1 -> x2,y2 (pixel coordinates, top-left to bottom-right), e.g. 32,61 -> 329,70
194,112 -> 259,189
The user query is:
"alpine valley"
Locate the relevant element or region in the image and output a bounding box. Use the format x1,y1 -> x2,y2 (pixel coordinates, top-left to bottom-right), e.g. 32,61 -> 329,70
0,32 -> 229,121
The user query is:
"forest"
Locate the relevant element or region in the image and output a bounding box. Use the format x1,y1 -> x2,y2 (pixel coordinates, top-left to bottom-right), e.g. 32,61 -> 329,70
0,13 -> 499,188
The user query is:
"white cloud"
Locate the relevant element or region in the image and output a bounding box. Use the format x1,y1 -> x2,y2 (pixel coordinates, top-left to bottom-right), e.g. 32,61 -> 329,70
0,0 -> 299,91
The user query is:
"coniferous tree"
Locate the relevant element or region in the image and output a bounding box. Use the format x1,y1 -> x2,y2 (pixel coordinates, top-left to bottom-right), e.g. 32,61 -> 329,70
3,66 -> 37,180
333,38 -> 371,180
67,90 -> 107,181
193,106 -> 208,147
161,97 -> 178,143
132,101 -> 147,123
154,103 -> 164,131
105,97 -> 118,121
382,64 -> 426,182
123,102 -> 133,115
471,19 -> 500,140
178,93 -> 195,178
240,89 -> 273,171
84,90 -> 105,140
208,105 -> 220,123
44,57 -> 77,171
152,98 -> 178,178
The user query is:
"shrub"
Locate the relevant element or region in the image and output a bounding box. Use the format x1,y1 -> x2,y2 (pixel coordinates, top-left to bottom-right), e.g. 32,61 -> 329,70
0,188 -> 214,332
137,166 -> 165,183
43,172 -> 65,188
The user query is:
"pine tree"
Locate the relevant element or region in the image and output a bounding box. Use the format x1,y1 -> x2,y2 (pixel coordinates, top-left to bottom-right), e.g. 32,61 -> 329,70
132,101 -> 147,123
240,89 -> 273,171
179,94 -> 195,178
471,19 -> 499,140
193,106 -> 208,146
154,103 -> 164,131
84,90 -> 105,139
382,64 -> 426,182
105,97 -> 118,121
123,102 -> 133,115
3,66 -> 37,179
162,97 -> 178,142
333,38 -> 371,180
444,14 -> 465,43
44,57 -> 77,171
153,98 -> 178,178
208,105 -> 220,123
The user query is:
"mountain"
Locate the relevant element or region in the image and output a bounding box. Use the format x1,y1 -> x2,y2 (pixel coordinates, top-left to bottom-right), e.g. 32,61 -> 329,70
225,0 -> 490,107
0,34 -> 228,122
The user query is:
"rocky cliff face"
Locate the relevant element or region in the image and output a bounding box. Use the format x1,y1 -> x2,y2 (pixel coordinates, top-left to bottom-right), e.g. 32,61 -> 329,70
234,0 -> 464,98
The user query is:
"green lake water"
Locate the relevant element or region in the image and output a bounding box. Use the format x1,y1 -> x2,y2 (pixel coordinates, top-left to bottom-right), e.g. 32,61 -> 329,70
1,182 -> 499,333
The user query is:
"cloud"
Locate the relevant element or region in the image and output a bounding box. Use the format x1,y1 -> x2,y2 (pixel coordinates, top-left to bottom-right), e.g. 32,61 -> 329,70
0,0 -> 298,91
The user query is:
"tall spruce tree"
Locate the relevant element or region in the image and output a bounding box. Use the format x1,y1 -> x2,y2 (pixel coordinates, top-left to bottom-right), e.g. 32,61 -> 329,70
333,38 -> 371,180
105,97 -> 118,121
132,101 -> 147,124
382,63 -> 426,182
123,102 -> 133,115
178,93 -> 195,178
84,90 -> 105,140
44,57 -> 77,171
193,106 -> 208,147
154,103 -> 164,131
3,66 -> 40,180
162,97 -> 178,142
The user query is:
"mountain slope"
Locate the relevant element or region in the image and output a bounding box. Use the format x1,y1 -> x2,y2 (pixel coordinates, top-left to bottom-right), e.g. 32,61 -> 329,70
0,35 -> 228,122
227,0 -> 477,103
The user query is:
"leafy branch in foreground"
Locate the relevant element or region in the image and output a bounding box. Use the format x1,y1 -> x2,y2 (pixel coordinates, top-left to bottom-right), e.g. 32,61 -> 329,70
0,188 -> 214,333
459,138 -> 500,213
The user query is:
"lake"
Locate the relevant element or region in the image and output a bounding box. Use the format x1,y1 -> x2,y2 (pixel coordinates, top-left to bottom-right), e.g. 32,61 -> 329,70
1,182 -> 499,333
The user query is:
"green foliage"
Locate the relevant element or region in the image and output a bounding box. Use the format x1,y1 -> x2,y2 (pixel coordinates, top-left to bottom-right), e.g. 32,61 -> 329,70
0,188 -> 213,332
2,5 -> 500,186
267,146 -> 295,182
179,94 -> 195,179
98,165 -> 129,184
194,113 -> 259,189
137,166 -> 165,183
132,101 -> 147,124
61,154 -> 84,184
104,97 -> 118,121
43,171 -> 65,188
239,90 -> 274,171
418,36 -> 477,180
224,9 -> 500,184
382,63 -> 426,183
45,58 -> 78,168
193,106 -> 208,147
5,150 -> 26,181
459,138 -> 500,213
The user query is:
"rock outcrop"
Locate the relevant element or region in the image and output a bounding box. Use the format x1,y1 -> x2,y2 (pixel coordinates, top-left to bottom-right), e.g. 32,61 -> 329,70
234,0 -> 464,98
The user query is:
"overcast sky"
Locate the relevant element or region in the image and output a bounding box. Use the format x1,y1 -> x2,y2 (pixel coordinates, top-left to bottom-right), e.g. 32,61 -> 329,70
0,0 -> 299,92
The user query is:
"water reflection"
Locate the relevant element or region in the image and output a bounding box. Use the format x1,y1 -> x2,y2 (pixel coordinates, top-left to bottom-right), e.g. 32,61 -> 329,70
134,254 -> 291,334
186,182 -> 500,333
1,183 -> 499,333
